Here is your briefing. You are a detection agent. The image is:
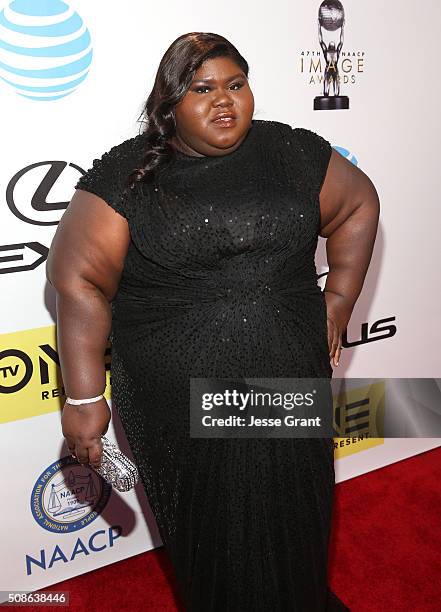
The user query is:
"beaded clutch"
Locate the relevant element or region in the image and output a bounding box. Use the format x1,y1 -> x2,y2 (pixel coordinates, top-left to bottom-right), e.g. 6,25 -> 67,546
90,436 -> 139,492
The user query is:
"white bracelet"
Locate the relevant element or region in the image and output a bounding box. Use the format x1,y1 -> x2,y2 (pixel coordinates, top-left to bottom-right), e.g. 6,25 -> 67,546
66,394 -> 104,405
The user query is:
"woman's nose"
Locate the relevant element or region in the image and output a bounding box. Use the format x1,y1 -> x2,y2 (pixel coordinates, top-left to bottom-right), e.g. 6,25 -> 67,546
212,90 -> 234,106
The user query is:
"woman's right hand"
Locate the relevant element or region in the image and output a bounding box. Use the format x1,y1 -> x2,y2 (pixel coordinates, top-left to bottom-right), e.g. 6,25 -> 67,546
61,398 -> 111,468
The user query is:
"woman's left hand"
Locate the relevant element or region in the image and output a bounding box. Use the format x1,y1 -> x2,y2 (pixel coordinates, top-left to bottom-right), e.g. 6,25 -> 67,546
324,290 -> 352,367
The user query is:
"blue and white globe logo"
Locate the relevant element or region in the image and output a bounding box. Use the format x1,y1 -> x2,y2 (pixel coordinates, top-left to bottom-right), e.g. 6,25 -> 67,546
333,145 -> 358,166
0,0 -> 92,100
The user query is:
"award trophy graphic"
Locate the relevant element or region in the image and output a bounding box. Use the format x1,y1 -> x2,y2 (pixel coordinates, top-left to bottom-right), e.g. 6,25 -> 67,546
314,0 -> 350,110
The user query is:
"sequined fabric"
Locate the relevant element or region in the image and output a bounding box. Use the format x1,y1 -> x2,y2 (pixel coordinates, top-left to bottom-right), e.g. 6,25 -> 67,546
75,120 -> 349,611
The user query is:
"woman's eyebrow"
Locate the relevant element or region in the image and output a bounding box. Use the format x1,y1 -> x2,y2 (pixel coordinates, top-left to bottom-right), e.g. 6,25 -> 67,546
192,73 -> 244,83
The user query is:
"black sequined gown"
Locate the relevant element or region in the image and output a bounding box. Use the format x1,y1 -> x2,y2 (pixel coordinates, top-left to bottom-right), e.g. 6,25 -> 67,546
75,119 -> 349,611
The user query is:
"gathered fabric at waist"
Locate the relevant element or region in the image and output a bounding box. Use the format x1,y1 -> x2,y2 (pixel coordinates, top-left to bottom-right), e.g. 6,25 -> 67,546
113,264 -> 322,309
109,273 -> 326,340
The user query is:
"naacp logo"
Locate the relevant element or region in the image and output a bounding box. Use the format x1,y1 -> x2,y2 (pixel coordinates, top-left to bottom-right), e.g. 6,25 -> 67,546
31,456 -> 111,533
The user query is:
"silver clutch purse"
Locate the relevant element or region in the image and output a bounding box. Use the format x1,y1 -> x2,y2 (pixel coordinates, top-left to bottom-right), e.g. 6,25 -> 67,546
90,436 -> 139,492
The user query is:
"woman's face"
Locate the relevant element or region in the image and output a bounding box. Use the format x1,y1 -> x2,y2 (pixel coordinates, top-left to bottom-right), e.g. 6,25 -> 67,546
170,56 -> 255,157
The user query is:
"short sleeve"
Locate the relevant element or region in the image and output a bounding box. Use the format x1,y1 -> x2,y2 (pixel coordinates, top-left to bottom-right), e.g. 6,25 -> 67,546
74,136 -> 143,220
292,127 -> 332,195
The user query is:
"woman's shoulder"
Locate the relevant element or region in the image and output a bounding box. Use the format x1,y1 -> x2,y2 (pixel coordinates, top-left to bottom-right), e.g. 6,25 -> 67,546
253,118 -> 331,152
251,118 -> 293,140
75,134 -> 146,192
290,126 -> 332,160
88,133 -> 146,170
252,119 -> 332,193
74,133 -> 148,219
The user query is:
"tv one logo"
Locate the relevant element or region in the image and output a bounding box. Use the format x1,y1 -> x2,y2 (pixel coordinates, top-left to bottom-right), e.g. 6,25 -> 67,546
0,344 -> 110,395
0,343 -> 65,395
0,329 -> 111,419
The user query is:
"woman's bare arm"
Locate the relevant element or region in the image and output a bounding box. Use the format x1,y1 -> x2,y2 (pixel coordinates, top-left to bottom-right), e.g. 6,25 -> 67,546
319,150 -> 380,366
46,189 -> 130,466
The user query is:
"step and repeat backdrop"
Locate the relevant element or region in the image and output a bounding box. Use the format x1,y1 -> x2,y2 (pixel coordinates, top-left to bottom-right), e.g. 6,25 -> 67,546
1,0 -> 440,600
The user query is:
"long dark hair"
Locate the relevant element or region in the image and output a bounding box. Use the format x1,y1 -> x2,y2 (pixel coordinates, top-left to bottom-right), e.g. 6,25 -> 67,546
125,32 -> 249,189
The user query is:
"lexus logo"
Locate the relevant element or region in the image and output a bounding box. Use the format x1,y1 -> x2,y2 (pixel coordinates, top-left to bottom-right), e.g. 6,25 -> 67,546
6,160 -> 83,226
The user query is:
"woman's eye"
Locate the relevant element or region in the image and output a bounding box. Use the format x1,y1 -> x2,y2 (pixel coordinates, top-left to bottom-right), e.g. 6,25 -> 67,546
193,81 -> 244,94
194,86 -> 210,93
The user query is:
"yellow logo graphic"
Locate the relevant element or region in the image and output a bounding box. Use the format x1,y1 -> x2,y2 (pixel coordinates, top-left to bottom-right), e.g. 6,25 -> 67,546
0,325 -> 112,425
333,381 -> 385,457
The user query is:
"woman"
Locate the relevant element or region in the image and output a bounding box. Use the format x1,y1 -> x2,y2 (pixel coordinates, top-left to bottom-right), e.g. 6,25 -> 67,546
46,32 -> 379,611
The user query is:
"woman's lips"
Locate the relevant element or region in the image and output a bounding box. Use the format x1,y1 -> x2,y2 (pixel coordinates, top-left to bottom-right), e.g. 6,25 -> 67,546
211,117 -> 237,128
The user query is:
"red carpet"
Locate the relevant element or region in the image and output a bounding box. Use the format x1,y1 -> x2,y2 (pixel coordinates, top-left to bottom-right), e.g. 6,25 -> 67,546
16,446 -> 441,611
